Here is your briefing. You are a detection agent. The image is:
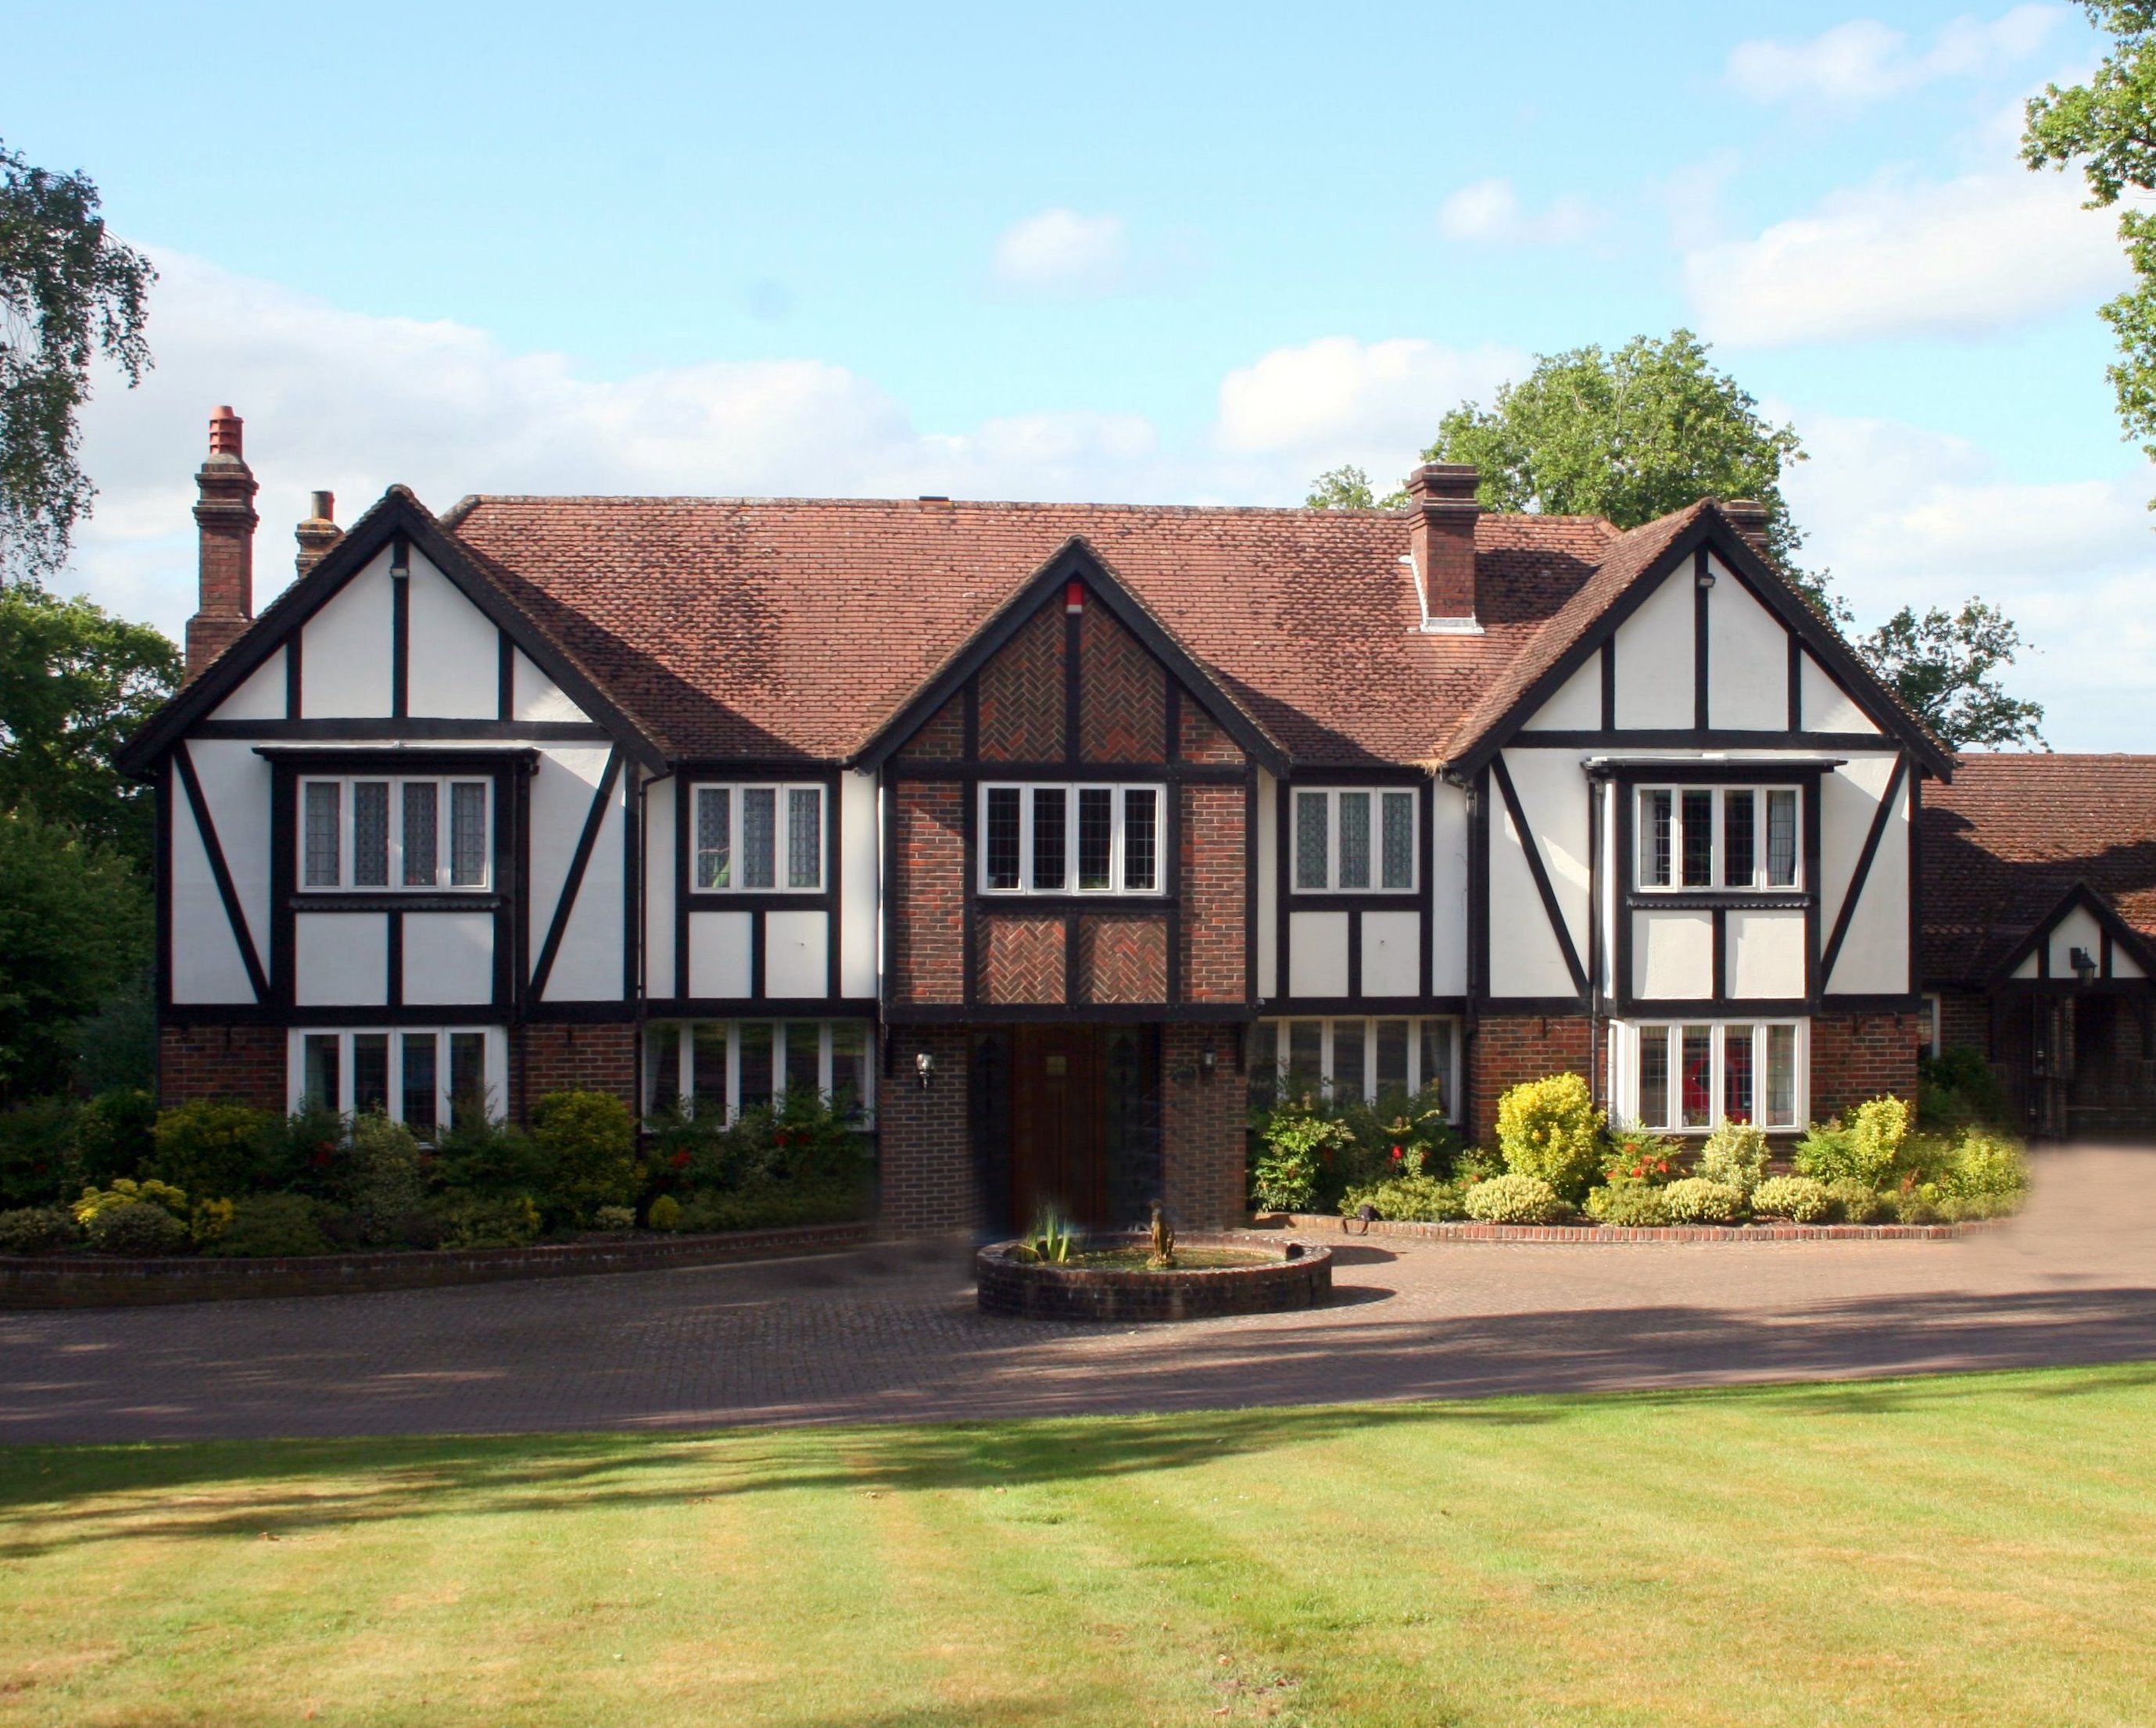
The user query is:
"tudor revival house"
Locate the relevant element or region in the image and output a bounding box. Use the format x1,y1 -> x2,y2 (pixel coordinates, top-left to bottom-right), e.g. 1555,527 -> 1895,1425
124,409 -> 1946,1232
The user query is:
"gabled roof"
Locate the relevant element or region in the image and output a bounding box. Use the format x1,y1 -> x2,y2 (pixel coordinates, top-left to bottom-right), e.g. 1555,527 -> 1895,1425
1985,879 -> 2156,984
1923,755 -> 2156,982
117,488 -> 664,776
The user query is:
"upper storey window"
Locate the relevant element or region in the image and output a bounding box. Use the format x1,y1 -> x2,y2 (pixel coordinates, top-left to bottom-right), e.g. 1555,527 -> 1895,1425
301,777 -> 489,891
1293,788 -> 1416,893
1635,785 -> 1799,892
693,784 -> 824,892
980,784 -> 1162,895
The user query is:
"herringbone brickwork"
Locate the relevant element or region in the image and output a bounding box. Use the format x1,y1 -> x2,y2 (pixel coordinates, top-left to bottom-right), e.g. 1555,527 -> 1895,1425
1180,785 -> 1247,1003
978,915 -> 1067,1004
1078,606 -> 1166,761
978,604 -> 1064,760
1077,915 -> 1168,1004
890,782 -> 965,1004
159,1025 -> 285,1111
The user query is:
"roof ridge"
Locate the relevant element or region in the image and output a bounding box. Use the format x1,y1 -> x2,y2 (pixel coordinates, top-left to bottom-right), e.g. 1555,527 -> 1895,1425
453,492 -> 1619,528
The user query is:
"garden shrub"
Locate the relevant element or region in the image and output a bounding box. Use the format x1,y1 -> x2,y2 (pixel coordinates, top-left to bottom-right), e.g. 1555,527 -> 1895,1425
1603,1128 -> 1682,1188
1918,1046 -> 2011,1129
1463,1172 -> 1566,1225
1339,1174 -> 1465,1222
262,1104 -> 350,1197
84,1200 -> 189,1256
429,1109 -> 550,1200
529,1091 -> 639,1224
201,1193 -> 334,1258
73,1177 -> 188,1225
149,1100 -> 279,1199
72,1089 -> 156,1190
1794,1097 -> 1909,1189
1660,1178 -> 1746,1225
438,1194 -> 542,1250
340,1114 -> 431,1246
646,1194 -> 681,1232
1939,1130 -> 2029,1201
675,1184 -> 866,1232
1585,1185 -> 1669,1227
1825,1178 -> 1887,1223
1697,1119 -> 1770,1197
1333,1082 -> 1461,1186
1750,1175 -> 1832,1223
0,1097 -> 81,1209
1249,1101 -> 1350,1213
1494,1073 -> 1605,1202
0,1205 -> 79,1254
593,1205 -> 636,1232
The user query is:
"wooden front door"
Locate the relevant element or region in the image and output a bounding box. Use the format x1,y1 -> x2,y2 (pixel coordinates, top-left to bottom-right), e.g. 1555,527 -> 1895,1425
1010,1025 -> 1106,1229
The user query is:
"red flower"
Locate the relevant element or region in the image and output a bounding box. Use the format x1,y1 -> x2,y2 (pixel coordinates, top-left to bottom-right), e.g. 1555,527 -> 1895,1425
1390,1146 -> 1403,1162
670,1149 -> 691,1169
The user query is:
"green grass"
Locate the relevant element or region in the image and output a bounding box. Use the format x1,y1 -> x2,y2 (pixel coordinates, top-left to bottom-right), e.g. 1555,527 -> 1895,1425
3,1367 -> 2154,1726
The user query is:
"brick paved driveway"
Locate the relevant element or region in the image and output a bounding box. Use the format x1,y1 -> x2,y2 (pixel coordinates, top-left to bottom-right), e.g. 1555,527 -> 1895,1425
5,1144 -> 2154,1443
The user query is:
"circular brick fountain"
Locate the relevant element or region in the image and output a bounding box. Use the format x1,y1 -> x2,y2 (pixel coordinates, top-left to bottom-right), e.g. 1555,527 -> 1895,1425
975,1232 -> 1331,1322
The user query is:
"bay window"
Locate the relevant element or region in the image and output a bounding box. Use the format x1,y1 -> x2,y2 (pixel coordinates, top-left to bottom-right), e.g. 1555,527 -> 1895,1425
1293,787 -> 1416,892
979,784 -> 1162,895
1613,1020 -> 1805,1132
1249,1016 -> 1460,1118
693,782 -> 825,892
1636,785 -> 1799,892
301,777 -> 491,891
644,1019 -> 875,1121
290,1025 -> 503,1132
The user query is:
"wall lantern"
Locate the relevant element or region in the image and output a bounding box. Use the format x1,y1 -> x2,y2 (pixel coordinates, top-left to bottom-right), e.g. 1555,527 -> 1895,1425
1696,563 -> 1716,590
1199,1043 -> 1218,1080
915,1050 -> 935,1089
2070,946 -> 2100,987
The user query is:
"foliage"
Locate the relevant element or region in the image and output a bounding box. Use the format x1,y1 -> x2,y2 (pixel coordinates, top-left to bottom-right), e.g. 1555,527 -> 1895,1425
1660,1178 -> 1747,1225
1305,463 -> 1405,510
673,1184 -> 866,1232
1603,1128 -> 1682,1187
1026,1210 -> 1076,1264
339,1113 -> 431,1247
70,972 -> 156,1095
0,1204 -> 76,1253
1825,1178 -> 1889,1224
1937,1130 -> 2031,1201
1462,1172 -> 1566,1225
1494,1072 -> 1605,1202
1585,1185 -> 1670,1227
0,585 -> 177,863
0,807 -> 152,1101
429,1107 -> 550,1200
437,1194 -> 542,1250
1919,1046 -> 2014,1131
148,1100 -> 280,1200
73,1176 -> 186,1223
1248,1099 -> 1351,1213
646,1194 -> 681,1232
1750,1175 -> 1833,1224
593,1205 -> 636,1232
199,1193 -> 333,1259
650,1091 -> 870,1197
1854,603 -> 2043,748
1696,1119 -> 1771,1197
1334,1082 -> 1461,1182
1339,1173 -> 1466,1222
1794,1097 -> 1911,1189
84,1198 -> 188,1256
0,1095 -> 79,1207
0,138 -> 156,582
528,1091 -> 639,1225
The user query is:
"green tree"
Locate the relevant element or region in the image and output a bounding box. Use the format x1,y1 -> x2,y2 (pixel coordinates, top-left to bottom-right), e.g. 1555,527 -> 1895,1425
1,138 -> 155,581
0,807 -> 151,1101
2023,5 -> 2156,471
1854,603 -> 2046,750
0,585 -> 177,864
1304,464 -> 1404,510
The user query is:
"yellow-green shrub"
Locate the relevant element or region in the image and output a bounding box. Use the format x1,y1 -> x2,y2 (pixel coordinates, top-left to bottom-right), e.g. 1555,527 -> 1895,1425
1697,1119 -> 1770,1196
1661,1178 -> 1746,1224
1463,1172 -> 1566,1225
1494,1074 -> 1604,1202
1750,1175 -> 1832,1223
1585,1185 -> 1669,1226
646,1193 -> 682,1232
73,1177 -> 187,1225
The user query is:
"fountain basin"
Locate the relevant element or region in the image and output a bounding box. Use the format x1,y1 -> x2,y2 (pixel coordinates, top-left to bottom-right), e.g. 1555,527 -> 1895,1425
976,1231 -> 1331,1322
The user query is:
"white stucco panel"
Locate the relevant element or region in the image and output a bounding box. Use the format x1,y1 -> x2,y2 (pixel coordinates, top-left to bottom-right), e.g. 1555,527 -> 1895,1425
1256,772 -> 1279,999
2115,945 -> 2145,979
840,769 -> 879,999
406,554 -> 500,720
1520,656 -> 1600,730
689,910 -> 754,999
1612,569 -> 1693,729
298,547 -> 395,717
1706,557 -> 1789,732
1800,653 -> 1877,734
1635,910 -> 1714,999
186,740 -> 274,970
643,775 -> 677,1000
402,912 -> 495,1005
170,776 -> 256,1004
214,648 -> 287,720
525,747 -> 614,996
1825,771 -> 1910,996
1819,755 -> 1898,944
2047,904 -> 2108,977
1727,908 -> 1807,998
513,649 -> 588,723
1288,911 -> 1348,998
539,769 -> 625,1002
765,910 -> 829,998
295,913 -> 388,1007
1429,781 -> 1468,997
1361,911 -> 1420,996
1502,750 -> 1591,966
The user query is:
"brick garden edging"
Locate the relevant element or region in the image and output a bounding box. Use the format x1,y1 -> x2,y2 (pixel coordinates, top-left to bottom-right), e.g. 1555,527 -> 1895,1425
977,1232 -> 1332,1322
0,1221 -> 872,1310
1265,1213 -> 2003,1245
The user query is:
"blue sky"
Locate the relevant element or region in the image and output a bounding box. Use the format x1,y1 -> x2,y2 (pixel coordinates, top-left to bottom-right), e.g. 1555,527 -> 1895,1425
9,1 -> 2152,745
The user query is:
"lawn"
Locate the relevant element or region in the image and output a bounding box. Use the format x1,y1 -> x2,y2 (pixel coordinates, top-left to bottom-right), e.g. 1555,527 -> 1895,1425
2,1367 -> 2153,1726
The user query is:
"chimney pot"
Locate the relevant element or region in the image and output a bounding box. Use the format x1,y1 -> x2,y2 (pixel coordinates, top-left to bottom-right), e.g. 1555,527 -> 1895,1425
295,490 -> 342,578
207,406 -> 244,457
1406,463 -> 1483,626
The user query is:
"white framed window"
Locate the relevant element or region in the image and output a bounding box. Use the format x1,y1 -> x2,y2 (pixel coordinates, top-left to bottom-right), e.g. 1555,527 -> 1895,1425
1250,1016 -> 1460,1120
1292,787 -> 1417,893
1919,993 -> 1942,1059
643,1019 -> 875,1122
692,783 -> 825,893
288,1025 -> 505,1136
1610,1019 -> 1807,1133
1635,785 -> 1800,893
300,776 -> 492,892
978,783 -> 1162,895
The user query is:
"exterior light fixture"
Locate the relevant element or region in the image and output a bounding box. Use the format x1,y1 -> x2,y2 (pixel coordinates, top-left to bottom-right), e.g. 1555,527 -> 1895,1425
2071,946 -> 2099,986
915,1050 -> 935,1089
1696,565 -> 1716,589
1199,1044 -> 1218,1079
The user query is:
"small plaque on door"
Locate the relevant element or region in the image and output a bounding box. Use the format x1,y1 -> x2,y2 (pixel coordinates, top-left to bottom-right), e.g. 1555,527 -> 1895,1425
1044,1054 -> 1068,1075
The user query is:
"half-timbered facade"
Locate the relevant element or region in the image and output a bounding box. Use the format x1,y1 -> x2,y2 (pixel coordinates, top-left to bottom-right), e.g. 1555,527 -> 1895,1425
125,410 -> 1946,1231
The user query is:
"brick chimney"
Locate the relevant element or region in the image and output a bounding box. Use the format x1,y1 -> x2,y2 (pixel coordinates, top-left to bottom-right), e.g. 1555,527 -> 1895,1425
1406,462 -> 1481,626
1722,499 -> 1772,560
295,490 -> 340,577
184,406 -> 259,681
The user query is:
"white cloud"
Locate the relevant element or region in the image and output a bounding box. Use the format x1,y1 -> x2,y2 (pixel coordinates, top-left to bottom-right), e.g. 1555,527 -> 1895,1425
990,208 -> 1130,296
1436,177 -> 1598,246
1213,336 -> 1523,474
1685,166 -> 2126,346
1727,5 -> 2063,106
1787,410 -> 2156,748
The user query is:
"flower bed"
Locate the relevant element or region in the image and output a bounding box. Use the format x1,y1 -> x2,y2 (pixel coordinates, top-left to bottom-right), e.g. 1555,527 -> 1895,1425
1259,1211 -> 1998,1245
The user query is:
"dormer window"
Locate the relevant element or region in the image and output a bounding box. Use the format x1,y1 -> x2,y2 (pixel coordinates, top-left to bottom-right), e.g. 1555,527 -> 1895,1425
1636,785 -> 1798,892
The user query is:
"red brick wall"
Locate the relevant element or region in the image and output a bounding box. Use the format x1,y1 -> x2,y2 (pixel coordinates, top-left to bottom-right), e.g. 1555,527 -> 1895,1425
159,1024 -> 286,1111
978,605 -> 1064,760
877,1027 -> 976,1232
1467,1014 -> 1595,1149
910,694 -> 965,759
1937,987 -> 1989,1055
1180,784 -> 1247,1004
1077,916 -> 1167,1004
1809,1011 -> 1919,1122
1179,704 -> 1241,764
890,782 -> 965,1004
1161,1024 -> 1245,1228
515,1022 -> 638,1118
978,915 -> 1065,1005
1079,606 -> 1167,761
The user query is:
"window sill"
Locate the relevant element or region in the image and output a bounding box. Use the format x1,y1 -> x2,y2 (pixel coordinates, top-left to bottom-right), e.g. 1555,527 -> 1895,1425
290,892 -> 501,911
1625,891 -> 1810,911
975,892 -> 1168,907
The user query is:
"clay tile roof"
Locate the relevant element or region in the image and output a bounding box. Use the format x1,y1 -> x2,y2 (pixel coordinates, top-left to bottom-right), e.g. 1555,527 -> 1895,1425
445,496 -> 1621,767
1922,755 -> 2156,982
